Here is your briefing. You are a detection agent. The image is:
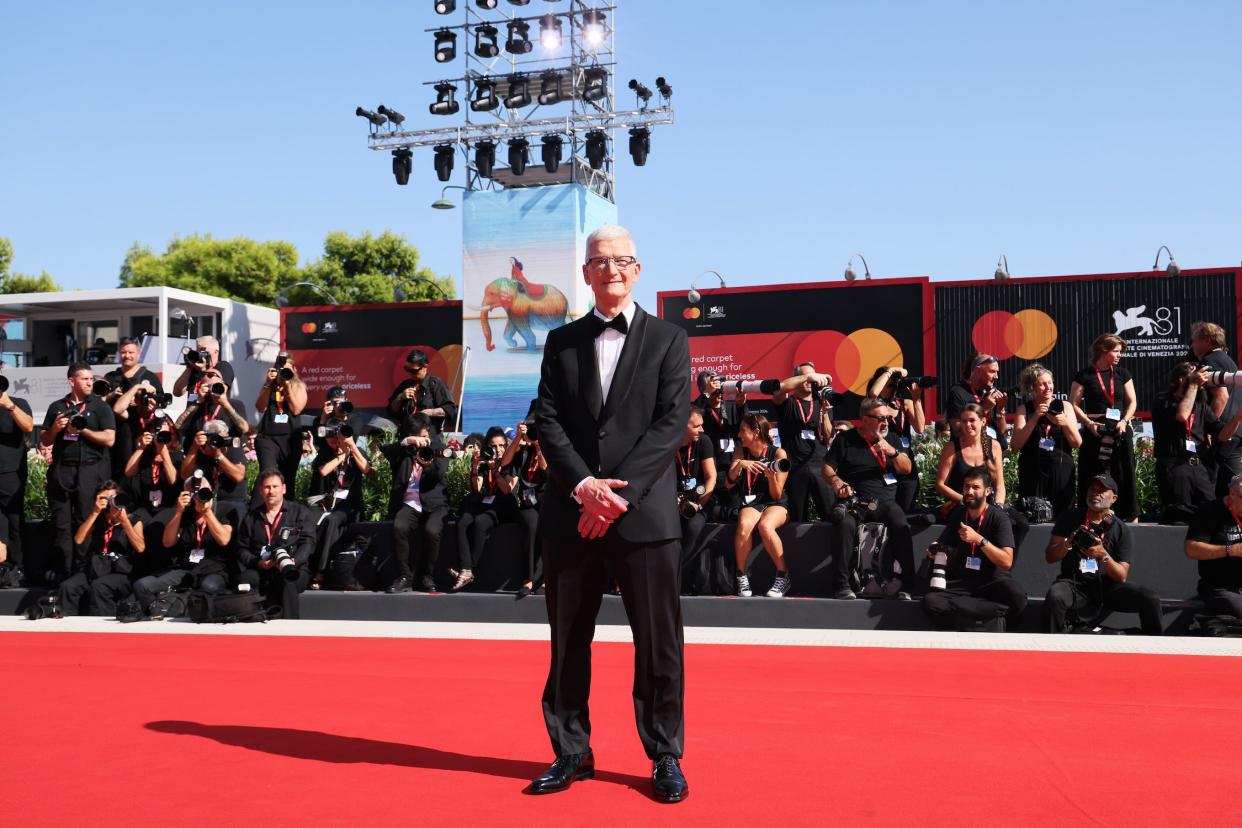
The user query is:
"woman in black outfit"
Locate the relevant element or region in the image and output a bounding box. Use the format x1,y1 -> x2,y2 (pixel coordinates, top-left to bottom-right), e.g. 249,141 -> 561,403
868,366 -> 927,514
308,429 -> 370,588
1011,364 -> 1081,517
726,413 -> 791,598
1069,334 -> 1139,521
499,421 -> 545,598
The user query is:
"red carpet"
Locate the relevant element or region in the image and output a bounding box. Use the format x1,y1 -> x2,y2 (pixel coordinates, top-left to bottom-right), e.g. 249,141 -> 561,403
1,631 -> 1238,825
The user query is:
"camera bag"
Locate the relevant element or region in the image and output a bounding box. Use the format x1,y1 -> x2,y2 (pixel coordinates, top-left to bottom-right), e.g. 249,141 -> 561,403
115,596 -> 146,623
187,589 -> 270,623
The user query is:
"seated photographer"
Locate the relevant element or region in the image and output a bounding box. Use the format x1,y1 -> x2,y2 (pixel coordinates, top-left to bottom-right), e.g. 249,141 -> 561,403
727,413 -> 790,598
122,412 -> 182,521
236,470 -> 317,619
922,465 -> 1026,631
822,397 -> 918,600
253,352 -> 308,501
451,426 -> 516,592
172,335 -> 235,400
868,366 -> 930,514
382,414 -> 450,593
177,369 -> 249,520
1069,334 -> 1139,521
935,403 -> 1030,554
677,408 -> 718,595
59,481 -> 144,616
1184,474 -> 1242,618
387,349 -> 457,438
1011,364 -> 1080,518
134,479 -> 236,612
308,426 -> 370,589
500,419 -> 547,598
772,363 -> 837,523
946,353 -> 1008,445
1044,474 -> 1162,635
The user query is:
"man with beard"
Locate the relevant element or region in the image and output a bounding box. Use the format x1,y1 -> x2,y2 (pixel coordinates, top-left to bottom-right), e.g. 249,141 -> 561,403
821,397 -> 917,600
387,349 -> 457,439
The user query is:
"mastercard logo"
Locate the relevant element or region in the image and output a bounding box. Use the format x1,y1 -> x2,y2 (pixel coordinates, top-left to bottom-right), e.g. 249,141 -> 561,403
682,307 -> 701,319
971,309 -> 1057,360
301,322 -> 318,334
799,328 -> 905,396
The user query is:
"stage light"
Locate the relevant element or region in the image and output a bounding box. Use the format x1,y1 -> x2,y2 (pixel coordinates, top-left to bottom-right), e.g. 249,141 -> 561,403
580,10 -> 606,45
508,138 -> 529,175
655,76 -> 673,99
538,71 -> 564,105
434,0 -> 455,13
434,144 -> 455,182
994,255 -> 1010,282
475,0 -> 498,8
391,149 -> 412,185
355,106 -> 386,127
844,254 -> 871,283
539,14 -> 562,50
376,105 -> 405,126
541,134 -> 563,173
504,73 -> 531,108
628,78 -> 652,105
505,19 -> 533,54
687,270 -> 726,304
585,130 -> 607,169
628,127 -> 650,166
277,281 -> 339,307
434,29 -> 457,63
474,140 -> 497,177
581,66 -> 608,102
474,24 -> 500,58
471,78 -> 499,111
1153,245 -> 1180,276
429,82 -> 460,115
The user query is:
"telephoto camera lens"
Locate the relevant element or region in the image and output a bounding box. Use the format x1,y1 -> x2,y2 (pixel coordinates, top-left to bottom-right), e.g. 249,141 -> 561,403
195,487 -> 215,502
92,379 -> 112,397
156,430 -> 173,444
70,414 -> 88,430
0,375 -> 9,392
207,434 -> 228,449
336,400 -> 354,414
273,548 -> 300,581
210,382 -> 226,396
278,367 -> 295,381
417,446 -> 436,463
928,542 -> 949,591
764,457 -> 792,474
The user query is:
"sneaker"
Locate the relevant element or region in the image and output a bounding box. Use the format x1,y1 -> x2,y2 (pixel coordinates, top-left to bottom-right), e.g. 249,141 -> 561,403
450,569 -> 474,592
735,574 -> 752,598
894,591 -> 913,601
766,573 -> 792,598
832,587 -> 857,600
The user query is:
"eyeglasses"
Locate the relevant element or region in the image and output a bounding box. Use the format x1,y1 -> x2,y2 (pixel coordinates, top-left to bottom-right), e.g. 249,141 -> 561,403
862,414 -> 887,421
585,256 -> 638,271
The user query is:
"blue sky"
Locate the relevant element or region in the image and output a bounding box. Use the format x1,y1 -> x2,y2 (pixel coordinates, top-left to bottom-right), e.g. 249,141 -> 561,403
2,1 -> 1239,311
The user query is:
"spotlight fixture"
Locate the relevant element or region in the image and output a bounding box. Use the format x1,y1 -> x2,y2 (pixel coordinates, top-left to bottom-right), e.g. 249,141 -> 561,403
470,78 -> 499,111
434,0 -> 455,13
538,71 -> 564,105
434,144 -> 455,182
507,138 -> 529,175
584,130 -> 607,169
580,10 -> 606,45
541,135 -> 563,173
376,105 -> 405,126
1153,244 -> 1180,277
505,19 -> 533,54
474,140 -> 497,177
277,282 -> 339,307
628,127 -> 650,166
429,82 -> 460,115
655,76 -> 673,99
539,14 -> 562,50
504,73 -> 531,108
844,254 -> 871,283
687,270 -> 726,304
581,66 -> 608,102
392,149 -> 412,185
475,0 -> 498,8
628,78 -> 652,105
474,24 -> 500,58
355,106 -> 386,127
434,29 -> 457,63
994,255 -> 1010,282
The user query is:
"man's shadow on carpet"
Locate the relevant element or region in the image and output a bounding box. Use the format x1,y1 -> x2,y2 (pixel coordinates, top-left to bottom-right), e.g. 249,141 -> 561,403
145,721 -> 651,796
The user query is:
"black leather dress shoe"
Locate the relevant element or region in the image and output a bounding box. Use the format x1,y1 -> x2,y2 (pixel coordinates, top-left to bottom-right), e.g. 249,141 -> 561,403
652,754 -> 688,803
386,575 -> 413,594
527,750 -> 594,794
419,576 -> 437,592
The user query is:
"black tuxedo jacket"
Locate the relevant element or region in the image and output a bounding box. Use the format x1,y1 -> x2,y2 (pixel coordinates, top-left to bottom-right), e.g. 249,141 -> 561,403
534,304 -> 690,543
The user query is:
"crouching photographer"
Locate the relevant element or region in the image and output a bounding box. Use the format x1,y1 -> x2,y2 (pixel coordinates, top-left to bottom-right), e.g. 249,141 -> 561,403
253,351 -> 308,501
822,397 -> 918,600
134,479 -> 236,612
235,470 -> 317,619
677,408 -> 718,595
58,481 -> 144,616
308,425 -> 369,589
381,414 -> 450,593
921,465 -> 1026,631
1183,474 -> 1242,618
1044,474 -> 1162,635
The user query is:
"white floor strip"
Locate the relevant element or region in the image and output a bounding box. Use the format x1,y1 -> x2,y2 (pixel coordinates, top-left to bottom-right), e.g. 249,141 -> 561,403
2,616 -> 1241,657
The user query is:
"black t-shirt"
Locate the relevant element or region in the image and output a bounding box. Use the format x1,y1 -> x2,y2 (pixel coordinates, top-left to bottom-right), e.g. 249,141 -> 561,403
0,397 -> 32,474
1152,390 -> 1217,461
309,450 -> 366,514
180,397 -> 249,444
258,384 -> 303,439
775,394 -> 825,467
76,517 -> 136,576
1186,499 -> 1242,591
104,365 -> 164,399
936,504 -> 1015,589
191,449 -> 247,502
824,429 -> 902,503
675,434 -> 713,496
388,375 -> 457,436
1051,507 -> 1132,584
692,395 -> 747,458
946,380 -> 988,421
160,511 -> 238,570
506,443 -> 547,506
126,446 -> 185,513
43,395 -> 117,467
1073,365 -> 1132,417
1201,349 -> 1241,450
1017,400 -> 1075,460
236,500 -> 318,568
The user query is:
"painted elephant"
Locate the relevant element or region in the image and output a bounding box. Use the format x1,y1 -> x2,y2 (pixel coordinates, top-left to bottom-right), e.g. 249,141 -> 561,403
478,276 -> 568,351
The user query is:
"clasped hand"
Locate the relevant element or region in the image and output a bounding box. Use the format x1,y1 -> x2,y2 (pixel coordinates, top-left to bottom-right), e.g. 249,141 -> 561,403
577,477 -> 629,540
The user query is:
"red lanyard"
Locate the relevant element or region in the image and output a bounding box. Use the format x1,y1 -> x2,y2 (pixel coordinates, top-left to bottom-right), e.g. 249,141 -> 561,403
794,397 -> 813,425
195,520 -> 208,548
677,443 -> 695,478
337,464 -> 348,489
1095,369 -> 1115,407
263,511 -> 284,545
1232,508 -> 1242,534
524,447 -> 542,481
207,403 -> 223,422
483,466 -> 498,493
101,522 -> 117,554
744,447 -> 765,494
967,504 -> 988,556
151,456 -> 162,486
1186,410 -> 1196,439
707,406 -> 722,425
869,440 -> 889,471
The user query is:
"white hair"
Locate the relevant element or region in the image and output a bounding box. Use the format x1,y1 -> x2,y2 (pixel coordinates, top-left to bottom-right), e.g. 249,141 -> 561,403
196,335 -> 220,351
584,224 -> 636,261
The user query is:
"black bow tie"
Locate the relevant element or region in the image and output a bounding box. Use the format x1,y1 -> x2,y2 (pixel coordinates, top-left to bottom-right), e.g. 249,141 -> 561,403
590,312 -> 628,337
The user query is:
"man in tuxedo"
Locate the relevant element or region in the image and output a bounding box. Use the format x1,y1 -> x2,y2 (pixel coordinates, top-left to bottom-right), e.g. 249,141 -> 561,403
530,224 -> 691,803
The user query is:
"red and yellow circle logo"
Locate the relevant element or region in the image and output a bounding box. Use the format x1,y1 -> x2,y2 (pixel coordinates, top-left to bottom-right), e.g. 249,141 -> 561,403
800,328 -> 905,395
300,322 -> 318,335
971,309 -> 1057,360
682,307 -> 701,320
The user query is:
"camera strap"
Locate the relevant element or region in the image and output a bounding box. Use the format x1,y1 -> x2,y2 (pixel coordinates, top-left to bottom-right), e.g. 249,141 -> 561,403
523,447 -> 542,482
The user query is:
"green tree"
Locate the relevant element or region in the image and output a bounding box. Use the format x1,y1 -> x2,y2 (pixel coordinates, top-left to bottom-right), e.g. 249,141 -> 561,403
118,234 -> 301,305
0,237 -> 62,294
295,230 -> 454,306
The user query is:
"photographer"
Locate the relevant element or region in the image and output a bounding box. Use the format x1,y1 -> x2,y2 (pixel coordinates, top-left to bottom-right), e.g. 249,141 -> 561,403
726,413 -> 790,598
310,386 -> 360,462
172,335 -> 235,400
936,403 -> 1030,554
122,412 -> 182,520
236,470 -> 316,619
1069,334 -> 1139,522
253,352 -> 308,500
105,336 -> 165,470
308,425 -> 369,589
946,353 -> 1008,445
868,366 -> 930,514
772,362 -> 837,522
58,481 -> 144,615
1152,363 -> 1237,524
499,418 -> 547,598
677,408 -> 718,595
387,349 -> 457,438
382,414 -> 450,593
133,479 -> 236,612
1189,321 -> 1242,496
0,369 -> 33,585
1011,364 -> 1081,517
177,368 -> 249,520
41,363 -> 117,577
822,397 -> 918,600
922,465 -> 1026,631
450,427 -> 516,592
1044,474 -> 1162,635
1184,474 -> 1242,618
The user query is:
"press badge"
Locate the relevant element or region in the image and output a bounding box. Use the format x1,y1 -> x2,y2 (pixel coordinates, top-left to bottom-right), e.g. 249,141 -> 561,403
966,556 -> 982,571
800,429 -> 816,442
64,430 -> 80,442
883,473 -> 898,486
187,393 -> 198,403
682,477 -> 697,491
149,490 -> 163,508
273,414 -> 290,425
900,437 -> 910,449
1080,558 -> 1099,574
482,495 -> 495,505
985,426 -> 998,440
1106,408 -> 1122,421
743,494 -> 757,505
1186,440 -> 1197,454
1039,438 -> 1056,451
334,489 -> 349,500
719,438 -> 735,454
189,548 -> 205,565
